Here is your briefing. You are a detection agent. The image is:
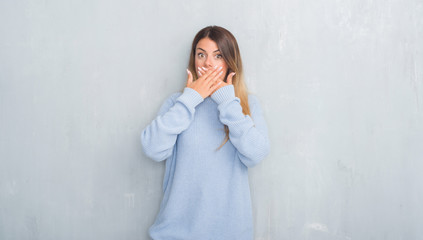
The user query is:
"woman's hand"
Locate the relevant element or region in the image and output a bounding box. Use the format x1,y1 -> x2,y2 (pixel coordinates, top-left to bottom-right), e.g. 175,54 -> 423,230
199,67 -> 236,95
186,66 -> 224,99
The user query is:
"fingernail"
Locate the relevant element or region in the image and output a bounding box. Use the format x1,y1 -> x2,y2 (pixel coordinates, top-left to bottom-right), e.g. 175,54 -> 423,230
214,65 -> 218,69
218,66 -> 222,70
186,69 -> 190,74
219,71 -> 223,75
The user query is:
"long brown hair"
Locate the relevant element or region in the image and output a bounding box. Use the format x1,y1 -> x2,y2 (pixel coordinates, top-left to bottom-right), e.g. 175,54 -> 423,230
185,26 -> 251,150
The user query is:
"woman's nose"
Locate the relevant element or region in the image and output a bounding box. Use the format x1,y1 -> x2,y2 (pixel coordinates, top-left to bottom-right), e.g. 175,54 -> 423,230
205,56 -> 213,67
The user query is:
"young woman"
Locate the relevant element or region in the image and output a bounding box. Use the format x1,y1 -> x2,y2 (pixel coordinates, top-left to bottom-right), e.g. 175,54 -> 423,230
141,25 -> 270,240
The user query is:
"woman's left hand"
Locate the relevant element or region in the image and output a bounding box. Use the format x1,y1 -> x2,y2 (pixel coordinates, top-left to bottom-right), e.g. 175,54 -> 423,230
199,68 -> 236,95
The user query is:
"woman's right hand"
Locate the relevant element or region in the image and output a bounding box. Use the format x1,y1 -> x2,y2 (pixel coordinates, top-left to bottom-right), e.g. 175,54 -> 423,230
186,66 -> 223,99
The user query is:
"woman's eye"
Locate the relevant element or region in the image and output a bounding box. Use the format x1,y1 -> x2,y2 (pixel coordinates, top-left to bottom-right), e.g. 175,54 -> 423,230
216,54 -> 222,59
197,53 -> 204,58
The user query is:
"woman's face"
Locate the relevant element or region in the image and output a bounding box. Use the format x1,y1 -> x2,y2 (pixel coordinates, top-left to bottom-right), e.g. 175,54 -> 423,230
195,37 -> 228,81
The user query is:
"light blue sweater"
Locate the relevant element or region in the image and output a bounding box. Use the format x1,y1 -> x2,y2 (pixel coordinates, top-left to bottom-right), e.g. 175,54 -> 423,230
141,84 -> 270,240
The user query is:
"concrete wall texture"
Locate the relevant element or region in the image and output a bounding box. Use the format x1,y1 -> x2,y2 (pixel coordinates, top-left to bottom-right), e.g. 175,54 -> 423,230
1,0 -> 422,239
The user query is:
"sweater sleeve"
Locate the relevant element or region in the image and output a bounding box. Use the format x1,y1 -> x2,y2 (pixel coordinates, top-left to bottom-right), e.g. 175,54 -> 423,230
141,87 -> 204,162
211,85 -> 270,168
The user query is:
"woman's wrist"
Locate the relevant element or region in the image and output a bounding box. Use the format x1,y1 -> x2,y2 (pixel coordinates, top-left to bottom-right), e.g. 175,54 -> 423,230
177,87 -> 205,109
211,85 -> 235,105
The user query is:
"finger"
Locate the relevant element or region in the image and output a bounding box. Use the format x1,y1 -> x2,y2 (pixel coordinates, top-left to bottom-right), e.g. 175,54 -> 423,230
198,67 -> 206,77
210,70 -> 225,83
206,72 -> 224,90
210,79 -> 223,89
196,67 -> 204,79
186,69 -> 193,85
200,66 -> 219,81
227,72 -> 236,85
198,66 -> 208,74
205,66 -> 223,82
209,81 -> 223,93
212,69 -> 224,83
198,67 -> 213,80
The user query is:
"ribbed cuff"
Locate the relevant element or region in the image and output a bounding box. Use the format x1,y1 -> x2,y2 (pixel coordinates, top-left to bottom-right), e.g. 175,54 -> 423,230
176,87 -> 204,109
211,85 -> 236,105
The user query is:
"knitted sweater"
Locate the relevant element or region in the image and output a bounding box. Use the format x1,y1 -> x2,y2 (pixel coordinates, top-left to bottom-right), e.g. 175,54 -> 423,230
141,84 -> 270,240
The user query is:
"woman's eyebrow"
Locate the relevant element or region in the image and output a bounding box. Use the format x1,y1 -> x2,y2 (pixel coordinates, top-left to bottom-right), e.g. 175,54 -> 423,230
197,48 -> 221,53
